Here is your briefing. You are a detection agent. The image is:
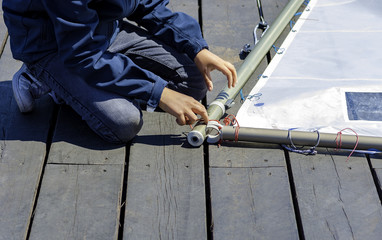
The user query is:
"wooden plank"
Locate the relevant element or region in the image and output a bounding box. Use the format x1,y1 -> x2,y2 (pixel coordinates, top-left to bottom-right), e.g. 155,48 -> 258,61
202,0 -> 291,107
210,167 -> 298,239
289,149 -> 382,239
30,106 -> 125,239
0,41 -> 22,82
0,34 -> 54,239
123,2 -> 206,239
0,95 -> 53,240
370,153 -> 382,169
202,1 -> 298,239
202,0 -> 289,130
123,112 -> 206,240
168,0 -> 198,19
209,142 -> 285,168
203,0 -> 263,105
372,167 -> 382,202
48,105 -> 126,165
29,164 -> 124,240
0,0 -> 8,58
262,0 -> 293,26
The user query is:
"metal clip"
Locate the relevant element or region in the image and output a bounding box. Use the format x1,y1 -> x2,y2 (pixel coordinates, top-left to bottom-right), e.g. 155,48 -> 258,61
240,21 -> 269,60
225,99 -> 235,109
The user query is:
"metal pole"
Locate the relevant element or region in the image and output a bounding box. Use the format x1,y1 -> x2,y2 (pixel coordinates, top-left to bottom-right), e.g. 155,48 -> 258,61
221,126 -> 382,151
188,0 -> 306,147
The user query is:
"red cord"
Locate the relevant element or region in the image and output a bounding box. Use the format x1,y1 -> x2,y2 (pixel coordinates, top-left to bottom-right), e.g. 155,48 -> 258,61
223,114 -> 240,142
335,128 -> 359,161
190,115 -> 241,145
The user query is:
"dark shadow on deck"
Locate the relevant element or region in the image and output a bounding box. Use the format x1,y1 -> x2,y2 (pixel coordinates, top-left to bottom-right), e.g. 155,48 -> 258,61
0,81 -> 123,150
1,80 -> 194,150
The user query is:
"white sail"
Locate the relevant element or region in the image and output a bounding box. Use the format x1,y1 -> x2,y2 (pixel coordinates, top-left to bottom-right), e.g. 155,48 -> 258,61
236,0 -> 382,137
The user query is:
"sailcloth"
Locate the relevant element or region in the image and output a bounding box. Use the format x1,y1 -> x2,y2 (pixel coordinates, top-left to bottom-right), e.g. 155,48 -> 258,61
236,0 -> 382,137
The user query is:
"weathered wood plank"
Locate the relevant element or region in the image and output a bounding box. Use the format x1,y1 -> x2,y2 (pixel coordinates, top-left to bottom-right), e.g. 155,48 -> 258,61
203,0 -> 264,105
123,2 -> 206,239
373,167 -> 382,201
124,112 -> 206,240
209,142 -> 285,168
30,105 -> 125,239
210,167 -> 298,239
0,0 -> 8,58
202,1 -> 298,239
370,153 -> 382,169
29,164 -> 124,240
0,34 -> 54,240
168,0 -> 198,19
0,41 -> 22,82
0,96 -> 53,240
369,154 -> 382,206
202,0 -> 291,107
48,105 -> 126,165
262,0 -> 293,26
203,0 -> 290,166
290,149 -> 382,239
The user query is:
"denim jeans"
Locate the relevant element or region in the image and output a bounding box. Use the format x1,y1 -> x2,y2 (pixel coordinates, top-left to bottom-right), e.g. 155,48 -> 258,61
27,21 -> 207,143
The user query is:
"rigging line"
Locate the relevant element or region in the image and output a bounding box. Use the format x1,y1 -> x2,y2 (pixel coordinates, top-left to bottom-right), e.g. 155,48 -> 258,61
282,129 -> 320,155
256,0 -> 266,24
254,0 -> 271,63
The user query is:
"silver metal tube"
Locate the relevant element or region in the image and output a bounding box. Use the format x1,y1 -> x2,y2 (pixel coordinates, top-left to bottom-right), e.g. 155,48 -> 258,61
187,0 -> 306,147
222,126 -> 382,151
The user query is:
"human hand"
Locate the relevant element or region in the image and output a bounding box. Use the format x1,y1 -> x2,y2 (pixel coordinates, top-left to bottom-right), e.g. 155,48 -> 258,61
159,87 -> 209,125
194,49 -> 237,91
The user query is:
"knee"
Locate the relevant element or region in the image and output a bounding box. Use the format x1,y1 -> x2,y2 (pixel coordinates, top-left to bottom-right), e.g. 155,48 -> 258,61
87,102 -> 144,144
103,111 -> 143,143
112,113 -> 143,143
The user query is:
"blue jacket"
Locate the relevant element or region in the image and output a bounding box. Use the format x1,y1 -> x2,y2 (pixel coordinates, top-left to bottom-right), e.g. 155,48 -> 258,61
2,0 -> 208,109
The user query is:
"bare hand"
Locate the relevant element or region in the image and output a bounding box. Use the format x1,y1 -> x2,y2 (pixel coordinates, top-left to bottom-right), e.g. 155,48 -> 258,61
159,87 -> 209,125
194,49 -> 237,91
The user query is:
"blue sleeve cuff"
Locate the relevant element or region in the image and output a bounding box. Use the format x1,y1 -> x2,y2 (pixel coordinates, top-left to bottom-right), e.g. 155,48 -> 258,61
147,77 -> 168,110
185,40 -> 209,60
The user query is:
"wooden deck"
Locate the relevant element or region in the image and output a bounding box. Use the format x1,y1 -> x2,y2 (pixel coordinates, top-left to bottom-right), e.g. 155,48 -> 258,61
1,0 -> 382,239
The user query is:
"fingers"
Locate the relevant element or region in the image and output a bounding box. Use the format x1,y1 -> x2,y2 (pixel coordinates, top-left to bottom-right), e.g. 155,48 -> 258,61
194,49 -> 237,90
203,71 -> 214,91
227,62 -> 237,87
217,61 -> 237,89
176,101 -> 208,126
191,102 -> 209,124
174,100 -> 208,126
159,87 -> 209,126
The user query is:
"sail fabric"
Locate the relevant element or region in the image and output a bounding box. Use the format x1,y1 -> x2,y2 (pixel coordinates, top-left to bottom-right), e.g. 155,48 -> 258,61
236,0 -> 382,137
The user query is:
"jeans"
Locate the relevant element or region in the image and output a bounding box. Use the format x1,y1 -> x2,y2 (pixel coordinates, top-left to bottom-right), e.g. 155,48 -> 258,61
27,21 -> 207,143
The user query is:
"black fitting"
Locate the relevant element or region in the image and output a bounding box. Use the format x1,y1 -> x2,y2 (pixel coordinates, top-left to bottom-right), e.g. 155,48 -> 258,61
258,21 -> 268,31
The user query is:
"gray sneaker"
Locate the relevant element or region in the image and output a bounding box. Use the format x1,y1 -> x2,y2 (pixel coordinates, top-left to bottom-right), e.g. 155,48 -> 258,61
12,64 -> 50,113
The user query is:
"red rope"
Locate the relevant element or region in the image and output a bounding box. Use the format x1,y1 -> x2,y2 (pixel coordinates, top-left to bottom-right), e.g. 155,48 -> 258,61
335,128 -> 359,161
190,115 -> 241,145
223,114 -> 240,142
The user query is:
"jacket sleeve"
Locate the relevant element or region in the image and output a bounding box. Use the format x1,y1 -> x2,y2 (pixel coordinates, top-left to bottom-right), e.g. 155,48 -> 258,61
128,0 -> 208,60
40,0 -> 171,109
